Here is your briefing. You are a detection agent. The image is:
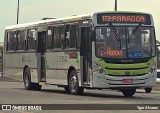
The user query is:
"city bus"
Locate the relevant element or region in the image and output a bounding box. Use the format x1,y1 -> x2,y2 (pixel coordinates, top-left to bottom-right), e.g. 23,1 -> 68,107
3,11 -> 157,96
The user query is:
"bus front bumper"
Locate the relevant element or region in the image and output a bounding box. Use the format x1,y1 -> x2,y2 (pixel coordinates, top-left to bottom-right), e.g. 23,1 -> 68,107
92,72 -> 157,89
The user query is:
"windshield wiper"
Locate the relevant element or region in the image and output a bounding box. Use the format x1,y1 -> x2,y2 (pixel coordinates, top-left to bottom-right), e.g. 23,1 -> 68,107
132,24 -> 141,35
109,23 -> 120,41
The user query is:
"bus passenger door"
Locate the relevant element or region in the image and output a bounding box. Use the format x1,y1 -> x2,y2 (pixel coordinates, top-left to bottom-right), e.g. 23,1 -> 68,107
80,27 -> 92,85
37,25 -> 47,83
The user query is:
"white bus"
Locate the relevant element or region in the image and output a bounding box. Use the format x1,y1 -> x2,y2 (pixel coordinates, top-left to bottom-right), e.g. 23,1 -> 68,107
3,11 -> 157,96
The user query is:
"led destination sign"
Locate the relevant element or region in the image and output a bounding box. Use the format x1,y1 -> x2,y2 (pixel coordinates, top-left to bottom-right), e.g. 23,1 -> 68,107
102,15 -> 144,22
97,13 -> 151,25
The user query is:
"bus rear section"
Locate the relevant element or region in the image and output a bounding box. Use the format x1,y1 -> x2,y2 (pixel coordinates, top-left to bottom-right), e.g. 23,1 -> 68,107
90,12 -> 157,96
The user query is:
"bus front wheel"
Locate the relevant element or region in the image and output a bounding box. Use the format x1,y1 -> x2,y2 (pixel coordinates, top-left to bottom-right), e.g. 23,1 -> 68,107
68,70 -> 84,95
121,89 -> 136,97
23,68 -> 41,90
145,88 -> 152,93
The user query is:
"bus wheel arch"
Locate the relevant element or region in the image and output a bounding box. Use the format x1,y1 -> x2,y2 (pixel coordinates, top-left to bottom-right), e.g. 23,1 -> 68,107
67,66 -> 76,83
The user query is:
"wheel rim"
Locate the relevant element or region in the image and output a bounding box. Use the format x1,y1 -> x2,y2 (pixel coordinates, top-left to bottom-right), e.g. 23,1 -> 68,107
70,74 -> 78,93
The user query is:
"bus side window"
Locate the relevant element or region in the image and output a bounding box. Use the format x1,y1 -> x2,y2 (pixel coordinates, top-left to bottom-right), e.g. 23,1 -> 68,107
7,31 -> 16,51
55,26 -> 59,48
47,26 -> 53,50
17,30 -> 26,51
64,24 -> 70,49
64,24 -> 78,49
28,29 -> 37,50
52,27 -> 54,49
69,24 -> 77,48
54,25 -> 64,49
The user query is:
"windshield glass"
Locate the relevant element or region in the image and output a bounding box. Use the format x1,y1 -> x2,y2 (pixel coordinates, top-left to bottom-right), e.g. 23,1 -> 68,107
95,26 -> 156,58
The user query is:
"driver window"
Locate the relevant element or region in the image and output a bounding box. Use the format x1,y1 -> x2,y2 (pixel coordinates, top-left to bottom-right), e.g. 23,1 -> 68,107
141,30 -> 150,46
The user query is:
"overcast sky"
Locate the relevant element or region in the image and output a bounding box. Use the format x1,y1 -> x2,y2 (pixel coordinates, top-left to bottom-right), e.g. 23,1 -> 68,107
0,0 -> 160,42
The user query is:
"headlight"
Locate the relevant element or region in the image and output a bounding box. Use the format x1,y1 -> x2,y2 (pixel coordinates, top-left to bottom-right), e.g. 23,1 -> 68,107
149,63 -> 156,74
95,63 -> 105,74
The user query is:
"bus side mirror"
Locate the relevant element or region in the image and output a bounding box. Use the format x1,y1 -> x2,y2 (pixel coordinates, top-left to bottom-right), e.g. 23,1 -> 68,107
90,30 -> 96,41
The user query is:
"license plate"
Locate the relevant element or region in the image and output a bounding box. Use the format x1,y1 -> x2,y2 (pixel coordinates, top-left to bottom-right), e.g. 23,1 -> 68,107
122,79 -> 133,83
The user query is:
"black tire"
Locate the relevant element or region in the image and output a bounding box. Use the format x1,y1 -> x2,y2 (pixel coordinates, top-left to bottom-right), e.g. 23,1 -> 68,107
121,89 -> 136,97
145,88 -> 152,93
23,68 -> 41,90
68,70 -> 84,95
23,68 -> 32,90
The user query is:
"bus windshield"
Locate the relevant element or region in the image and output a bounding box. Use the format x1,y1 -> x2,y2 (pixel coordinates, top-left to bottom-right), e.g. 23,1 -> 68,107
95,26 -> 156,58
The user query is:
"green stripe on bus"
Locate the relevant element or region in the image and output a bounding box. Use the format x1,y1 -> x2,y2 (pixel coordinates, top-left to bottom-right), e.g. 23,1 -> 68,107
104,68 -> 148,75
98,58 -> 154,75
99,58 -> 154,69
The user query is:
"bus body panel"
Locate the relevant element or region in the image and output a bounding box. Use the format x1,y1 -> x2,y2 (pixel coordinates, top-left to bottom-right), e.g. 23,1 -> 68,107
45,51 -> 81,85
4,52 -> 38,83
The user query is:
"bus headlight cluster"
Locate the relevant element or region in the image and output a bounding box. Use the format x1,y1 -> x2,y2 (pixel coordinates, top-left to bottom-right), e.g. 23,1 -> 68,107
149,63 -> 157,74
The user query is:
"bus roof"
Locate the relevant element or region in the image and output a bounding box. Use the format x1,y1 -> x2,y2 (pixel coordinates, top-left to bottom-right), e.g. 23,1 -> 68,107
96,11 -> 151,15
5,11 -> 152,30
5,14 -> 91,30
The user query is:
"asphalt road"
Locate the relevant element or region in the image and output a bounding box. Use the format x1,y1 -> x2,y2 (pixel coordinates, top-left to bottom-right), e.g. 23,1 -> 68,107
0,81 -> 160,113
